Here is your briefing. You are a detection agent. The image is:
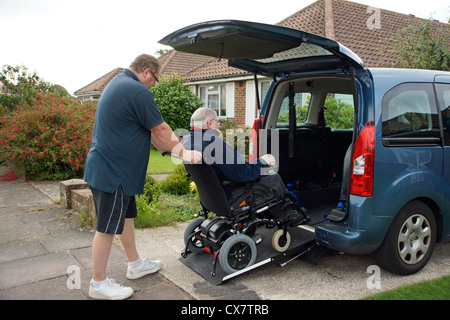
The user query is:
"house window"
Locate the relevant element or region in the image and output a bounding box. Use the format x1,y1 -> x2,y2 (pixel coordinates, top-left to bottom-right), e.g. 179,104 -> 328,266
199,84 -> 227,117
260,81 -> 271,103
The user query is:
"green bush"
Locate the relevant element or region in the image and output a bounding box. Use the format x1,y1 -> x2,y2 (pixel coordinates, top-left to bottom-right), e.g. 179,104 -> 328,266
135,169 -> 201,228
159,164 -> 192,195
324,96 -> 354,129
139,175 -> 162,204
0,92 -> 96,180
150,73 -> 203,131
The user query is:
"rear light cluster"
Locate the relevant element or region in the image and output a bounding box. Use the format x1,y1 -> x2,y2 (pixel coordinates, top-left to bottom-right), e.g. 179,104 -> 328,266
350,121 -> 375,197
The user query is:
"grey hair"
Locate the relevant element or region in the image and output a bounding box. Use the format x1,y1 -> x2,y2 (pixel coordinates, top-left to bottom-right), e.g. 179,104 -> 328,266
190,107 -> 218,127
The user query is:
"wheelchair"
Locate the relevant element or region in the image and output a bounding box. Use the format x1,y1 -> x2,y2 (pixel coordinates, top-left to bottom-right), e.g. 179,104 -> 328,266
182,161 -> 309,276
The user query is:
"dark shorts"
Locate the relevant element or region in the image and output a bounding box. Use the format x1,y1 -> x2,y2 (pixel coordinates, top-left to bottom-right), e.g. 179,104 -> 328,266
90,186 -> 137,235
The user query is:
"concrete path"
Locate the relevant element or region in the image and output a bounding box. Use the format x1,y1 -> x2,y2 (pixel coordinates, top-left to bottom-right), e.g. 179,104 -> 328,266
1,166 -> 449,301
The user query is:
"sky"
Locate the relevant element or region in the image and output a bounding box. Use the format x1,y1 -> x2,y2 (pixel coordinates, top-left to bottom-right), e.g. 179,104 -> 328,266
0,0 -> 449,95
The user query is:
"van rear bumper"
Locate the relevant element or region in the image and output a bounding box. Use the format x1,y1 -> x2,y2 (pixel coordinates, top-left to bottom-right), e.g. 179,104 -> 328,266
315,195 -> 394,254
315,223 -> 376,254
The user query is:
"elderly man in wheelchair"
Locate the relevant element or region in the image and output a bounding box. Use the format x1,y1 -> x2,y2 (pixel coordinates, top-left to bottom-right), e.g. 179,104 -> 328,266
180,108 -> 309,275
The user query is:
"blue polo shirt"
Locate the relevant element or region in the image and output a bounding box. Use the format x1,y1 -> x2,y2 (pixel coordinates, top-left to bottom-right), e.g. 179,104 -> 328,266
84,69 -> 164,196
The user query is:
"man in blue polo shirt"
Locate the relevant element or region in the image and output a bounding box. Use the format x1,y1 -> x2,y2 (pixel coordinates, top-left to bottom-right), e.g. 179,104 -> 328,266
84,54 -> 201,300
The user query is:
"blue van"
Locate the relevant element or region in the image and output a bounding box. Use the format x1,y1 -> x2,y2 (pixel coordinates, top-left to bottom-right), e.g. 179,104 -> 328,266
160,20 -> 450,275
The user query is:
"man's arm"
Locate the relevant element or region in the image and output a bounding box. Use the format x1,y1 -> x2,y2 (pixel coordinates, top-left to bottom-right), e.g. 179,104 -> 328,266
151,122 -> 201,164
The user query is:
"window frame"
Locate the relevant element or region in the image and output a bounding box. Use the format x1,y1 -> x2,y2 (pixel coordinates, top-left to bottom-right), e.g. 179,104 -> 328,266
199,83 -> 228,117
381,83 -> 441,147
436,83 -> 450,146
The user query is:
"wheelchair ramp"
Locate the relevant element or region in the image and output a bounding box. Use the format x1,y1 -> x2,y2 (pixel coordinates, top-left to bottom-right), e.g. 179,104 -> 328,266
179,225 -> 320,285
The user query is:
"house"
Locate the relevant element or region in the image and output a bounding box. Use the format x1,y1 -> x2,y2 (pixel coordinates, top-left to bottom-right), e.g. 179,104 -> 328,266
74,0 -> 449,126
74,67 -> 123,101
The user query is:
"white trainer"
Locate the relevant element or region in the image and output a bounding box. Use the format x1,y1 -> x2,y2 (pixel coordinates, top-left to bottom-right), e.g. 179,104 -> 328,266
89,278 -> 134,300
127,258 -> 162,279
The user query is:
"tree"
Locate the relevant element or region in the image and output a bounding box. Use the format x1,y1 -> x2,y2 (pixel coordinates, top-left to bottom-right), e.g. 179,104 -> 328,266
150,73 -> 203,131
154,48 -> 170,57
0,65 -> 69,115
385,19 -> 450,71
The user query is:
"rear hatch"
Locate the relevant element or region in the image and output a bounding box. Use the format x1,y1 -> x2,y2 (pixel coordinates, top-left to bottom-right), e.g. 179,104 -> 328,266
159,19 -> 364,78
160,20 -> 366,224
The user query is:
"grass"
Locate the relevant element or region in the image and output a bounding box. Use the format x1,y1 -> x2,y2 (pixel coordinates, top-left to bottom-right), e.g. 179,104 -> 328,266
363,275 -> 450,300
135,192 -> 201,229
136,151 -> 200,229
147,148 -> 182,174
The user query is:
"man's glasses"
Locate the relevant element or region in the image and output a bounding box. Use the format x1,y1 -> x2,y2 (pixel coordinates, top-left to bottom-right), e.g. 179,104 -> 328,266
146,68 -> 159,83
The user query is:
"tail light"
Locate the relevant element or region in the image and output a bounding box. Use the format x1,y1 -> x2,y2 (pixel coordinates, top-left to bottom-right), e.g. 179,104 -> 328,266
350,121 -> 375,197
249,116 -> 263,162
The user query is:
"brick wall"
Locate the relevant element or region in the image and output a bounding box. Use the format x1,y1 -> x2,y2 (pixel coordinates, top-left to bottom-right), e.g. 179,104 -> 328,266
234,81 -> 246,127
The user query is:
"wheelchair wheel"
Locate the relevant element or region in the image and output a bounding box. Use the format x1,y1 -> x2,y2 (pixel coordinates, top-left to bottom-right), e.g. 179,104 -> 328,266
272,229 -> 291,253
183,218 -> 205,254
219,234 -> 257,274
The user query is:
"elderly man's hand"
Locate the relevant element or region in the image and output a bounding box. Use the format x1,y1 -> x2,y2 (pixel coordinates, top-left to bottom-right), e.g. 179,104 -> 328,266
182,149 -> 202,164
260,154 -> 276,167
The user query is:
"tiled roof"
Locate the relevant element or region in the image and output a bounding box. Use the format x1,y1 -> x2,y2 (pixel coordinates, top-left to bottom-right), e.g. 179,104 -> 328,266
75,0 -> 449,95
165,0 -> 449,81
74,67 -> 123,95
159,50 -> 214,77
182,57 -> 247,81
278,0 -> 448,68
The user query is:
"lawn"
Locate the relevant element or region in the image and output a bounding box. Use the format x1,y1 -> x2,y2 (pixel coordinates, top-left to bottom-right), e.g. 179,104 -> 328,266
363,275 -> 450,300
147,148 -> 182,174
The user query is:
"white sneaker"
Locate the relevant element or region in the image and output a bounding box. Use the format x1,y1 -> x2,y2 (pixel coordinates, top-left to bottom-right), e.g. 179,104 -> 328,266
127,258 -> 162,279
89,278 -> 134,300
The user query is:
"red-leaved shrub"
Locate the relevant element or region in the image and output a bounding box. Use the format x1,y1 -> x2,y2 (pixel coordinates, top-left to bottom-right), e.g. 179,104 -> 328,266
0,93 -> 96,180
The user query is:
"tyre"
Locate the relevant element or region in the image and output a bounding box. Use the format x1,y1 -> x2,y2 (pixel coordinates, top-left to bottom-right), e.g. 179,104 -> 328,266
183,218 -> 206,254
374,201 -> 436,275
272,229 -> 291,253
219,234 -> 257,274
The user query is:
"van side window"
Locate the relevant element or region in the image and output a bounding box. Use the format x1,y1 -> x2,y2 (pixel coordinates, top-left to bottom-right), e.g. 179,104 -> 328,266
436,83 -> 450,146
324,93 -> 354,129
277,92 -> 311,126
382,83 -> 440,143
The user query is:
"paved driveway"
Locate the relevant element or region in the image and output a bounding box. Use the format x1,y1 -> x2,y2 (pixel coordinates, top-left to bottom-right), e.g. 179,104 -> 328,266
135,222 -> 450,300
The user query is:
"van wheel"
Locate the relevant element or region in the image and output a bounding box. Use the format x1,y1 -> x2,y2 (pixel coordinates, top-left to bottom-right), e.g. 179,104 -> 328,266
183,218 -> 205,254
374,201 -> 436,275
219,234 -> 257,274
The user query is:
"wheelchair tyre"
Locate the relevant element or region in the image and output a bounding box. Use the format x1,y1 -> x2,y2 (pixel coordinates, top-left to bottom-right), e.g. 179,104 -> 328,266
219,234 -> 257,274
183,218 -> 206,254
272,229 -> 291,253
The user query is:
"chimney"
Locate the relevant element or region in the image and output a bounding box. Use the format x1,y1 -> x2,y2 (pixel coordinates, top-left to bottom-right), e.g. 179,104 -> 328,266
324,0 -> 336,40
